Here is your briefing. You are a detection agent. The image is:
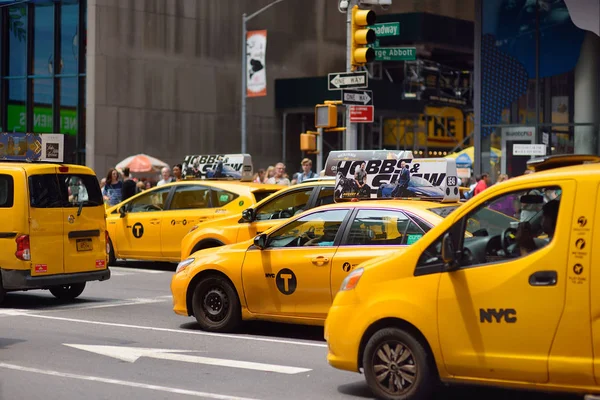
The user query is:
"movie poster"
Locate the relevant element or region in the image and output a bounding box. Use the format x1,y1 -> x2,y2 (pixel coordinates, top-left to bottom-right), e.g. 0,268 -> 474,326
182,154 -> 253,181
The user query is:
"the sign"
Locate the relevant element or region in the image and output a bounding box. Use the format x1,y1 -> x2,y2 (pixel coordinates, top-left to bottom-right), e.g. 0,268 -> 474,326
342,90 -> 373,106
330,153 -> 460,203
182,154 -> 253,181
349,105 -> 374,123
374,47 -> 416,61
246,30 -> 267,97
542,132 -> 549,145
324,150 -> 415,177
7,104 -> 77,136
369,22 -> 400,37
512,144 -> 547,156
328,71 -> 368,90
0,132 -> 63,162
367,39 -> 380,48
41,133 -> 64,162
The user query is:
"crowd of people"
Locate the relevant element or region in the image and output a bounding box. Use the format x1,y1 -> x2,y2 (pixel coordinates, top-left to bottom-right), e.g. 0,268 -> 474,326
251,158 -> 319,186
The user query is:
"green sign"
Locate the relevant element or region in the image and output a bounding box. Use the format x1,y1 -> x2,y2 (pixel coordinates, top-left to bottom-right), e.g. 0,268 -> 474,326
7,104 -> 77,136
406,234 -> 423,245
374,47 -> 417,61
367,39 -> 380,48
370,22 -> 400,37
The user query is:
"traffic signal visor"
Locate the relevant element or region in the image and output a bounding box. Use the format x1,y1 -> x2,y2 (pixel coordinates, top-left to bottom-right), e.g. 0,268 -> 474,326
315,104 -> 337,128
351,6 -> 376,68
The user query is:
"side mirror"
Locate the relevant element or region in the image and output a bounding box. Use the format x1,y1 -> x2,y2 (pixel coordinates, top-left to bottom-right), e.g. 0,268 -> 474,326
441,233 -> 457,270
253,233 -> 267,250
119,206 -> 127,218
241,208 -> 256,223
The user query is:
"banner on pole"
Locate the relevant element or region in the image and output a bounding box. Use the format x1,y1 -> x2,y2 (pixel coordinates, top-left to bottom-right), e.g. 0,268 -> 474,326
246,30 -> 267,97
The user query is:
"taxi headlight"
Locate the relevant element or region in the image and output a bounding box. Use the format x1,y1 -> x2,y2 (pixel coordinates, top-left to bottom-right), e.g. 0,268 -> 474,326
340,268 -> 363,291
176,257 -> 195,274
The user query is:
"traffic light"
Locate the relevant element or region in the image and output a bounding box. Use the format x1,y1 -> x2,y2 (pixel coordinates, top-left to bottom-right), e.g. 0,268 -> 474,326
315,104 -> 337,128
300,131 -> 317,152
351,5 -> 376,70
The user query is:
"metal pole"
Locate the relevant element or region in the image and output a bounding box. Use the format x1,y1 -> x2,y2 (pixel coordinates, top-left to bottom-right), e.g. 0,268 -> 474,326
282,112 -> 287,164
241,14 -> 247,153
473,0 -> 482,176
345,0 -> 358,150
317,128 -> 324,172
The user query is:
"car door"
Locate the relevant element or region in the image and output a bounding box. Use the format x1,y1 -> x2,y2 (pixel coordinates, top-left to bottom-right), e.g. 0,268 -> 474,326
241,208 -> 350,318
27,170 -> 64,276
61,172 -> 106,274
160,184 -> 214,259
330,208 -> 429,298
432,181 -> 574,383
113,186 -> 173,258
237,187 -> 315,243
592,184 -> 600,386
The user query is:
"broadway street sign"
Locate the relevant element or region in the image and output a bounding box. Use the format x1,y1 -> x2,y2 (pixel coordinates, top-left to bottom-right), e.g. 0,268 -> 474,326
370,22 -> 400,37
341,90 -> 373,106
328,71 -> 368,90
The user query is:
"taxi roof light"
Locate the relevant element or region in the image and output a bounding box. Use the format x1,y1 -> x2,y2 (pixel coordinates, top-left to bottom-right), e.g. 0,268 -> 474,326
181,154 -> 253,182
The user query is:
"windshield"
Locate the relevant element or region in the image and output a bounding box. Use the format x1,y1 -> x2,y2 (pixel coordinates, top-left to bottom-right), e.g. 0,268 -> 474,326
428,205 -> 518,235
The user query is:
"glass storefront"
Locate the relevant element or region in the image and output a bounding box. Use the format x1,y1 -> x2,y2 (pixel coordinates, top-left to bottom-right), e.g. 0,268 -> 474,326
0,0 -> 86,164
478,0 -> 600,180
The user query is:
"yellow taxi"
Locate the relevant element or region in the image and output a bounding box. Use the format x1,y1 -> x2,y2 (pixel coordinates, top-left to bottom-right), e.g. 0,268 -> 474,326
324,154 -> 600,399
171,154 -> 478,332
106,179 -> 281,264
0,133 -> 110,304
180,177 -> 335,259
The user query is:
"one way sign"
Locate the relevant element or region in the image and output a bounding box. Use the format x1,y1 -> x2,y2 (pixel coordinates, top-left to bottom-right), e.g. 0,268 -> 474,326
342,90 -> 373,106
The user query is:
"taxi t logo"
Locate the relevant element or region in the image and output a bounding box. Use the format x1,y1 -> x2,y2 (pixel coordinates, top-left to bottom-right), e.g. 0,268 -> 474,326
479,308 -> 517,323
275,268 -> 297,295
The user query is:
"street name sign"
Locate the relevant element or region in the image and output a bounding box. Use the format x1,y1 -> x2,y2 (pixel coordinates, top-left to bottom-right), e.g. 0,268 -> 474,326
374,47 -> 417,61
370,22 -> 400,37
349,105 -> 374,123
328,71 -> 368,90
342,90 -> 373,106
512,144 -> 547,156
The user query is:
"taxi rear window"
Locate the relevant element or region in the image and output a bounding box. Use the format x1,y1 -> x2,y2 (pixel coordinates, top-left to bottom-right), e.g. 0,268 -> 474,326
253,190 -> 278,203
29,174 -> 103,208
0,174 -> 14,208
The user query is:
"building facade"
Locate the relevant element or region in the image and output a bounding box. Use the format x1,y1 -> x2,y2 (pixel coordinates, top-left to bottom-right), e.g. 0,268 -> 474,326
474,0 -> 600,179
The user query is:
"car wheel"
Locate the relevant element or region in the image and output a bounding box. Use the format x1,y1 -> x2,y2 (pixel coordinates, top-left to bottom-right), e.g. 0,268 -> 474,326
191,275 -> 241,333
363,327 -> 436,400
49,282 -> 86,300
0,275 -> 5,305
108,237 -> 117,266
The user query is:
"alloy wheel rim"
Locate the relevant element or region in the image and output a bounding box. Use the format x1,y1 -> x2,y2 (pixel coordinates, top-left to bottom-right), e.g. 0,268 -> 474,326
202,287 -> 229,322
372,341 -> 417,395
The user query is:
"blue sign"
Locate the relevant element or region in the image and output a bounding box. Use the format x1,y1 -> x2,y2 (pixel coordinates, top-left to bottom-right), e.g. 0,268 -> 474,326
0,132 -> 42,161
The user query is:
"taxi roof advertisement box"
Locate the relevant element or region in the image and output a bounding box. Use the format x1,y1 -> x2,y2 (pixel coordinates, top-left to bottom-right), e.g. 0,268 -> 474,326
182,154 -> 253,181
324,150 -> 459,203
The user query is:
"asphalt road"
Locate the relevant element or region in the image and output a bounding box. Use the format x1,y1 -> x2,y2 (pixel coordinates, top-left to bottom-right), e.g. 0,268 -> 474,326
0,262 -> 583,400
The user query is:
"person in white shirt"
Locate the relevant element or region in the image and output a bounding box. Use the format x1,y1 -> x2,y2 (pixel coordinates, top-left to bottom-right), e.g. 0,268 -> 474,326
266,163 -> 290,186
157,167 -> 173,186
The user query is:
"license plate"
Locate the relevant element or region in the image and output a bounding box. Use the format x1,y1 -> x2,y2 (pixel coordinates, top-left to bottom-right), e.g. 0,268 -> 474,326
76,238 -> 93,252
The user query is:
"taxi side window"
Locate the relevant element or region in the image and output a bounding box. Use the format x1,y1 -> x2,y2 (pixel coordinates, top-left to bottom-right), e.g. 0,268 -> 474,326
343,209 -> 427,246
266,209 -> 349,248
0,174 -> 14,208
255,188 -> 313,221
211,188 -> 239,207
30,174 -> 102,208
170,186 -> 210,210
127,187 -> 171,213
29,175 -> 62,208
63,175 -> 103,206
315,187 -> 334,207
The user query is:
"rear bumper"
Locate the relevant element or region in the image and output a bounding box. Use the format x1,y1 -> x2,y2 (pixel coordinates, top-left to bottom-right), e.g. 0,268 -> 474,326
1,268 -> 111,290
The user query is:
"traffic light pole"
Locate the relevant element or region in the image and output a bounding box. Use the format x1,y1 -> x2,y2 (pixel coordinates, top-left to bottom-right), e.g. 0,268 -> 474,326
316,128 -> 324,172
345,0 -> 359,151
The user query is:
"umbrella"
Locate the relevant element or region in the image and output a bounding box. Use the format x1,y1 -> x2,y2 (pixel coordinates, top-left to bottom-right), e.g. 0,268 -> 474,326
445,146 -> 501,168
115,154 -> 169,173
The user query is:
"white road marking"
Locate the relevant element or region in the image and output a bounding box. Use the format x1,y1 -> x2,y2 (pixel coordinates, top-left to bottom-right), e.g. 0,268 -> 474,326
0,297 -> 169,315
21,313 -> 328,348
65,344 -> 311,374
110,266 -> 169,274
0,362 -> 260,400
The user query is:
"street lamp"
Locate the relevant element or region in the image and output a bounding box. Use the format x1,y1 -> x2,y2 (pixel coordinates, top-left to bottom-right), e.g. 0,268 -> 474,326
241,0 -> 286,154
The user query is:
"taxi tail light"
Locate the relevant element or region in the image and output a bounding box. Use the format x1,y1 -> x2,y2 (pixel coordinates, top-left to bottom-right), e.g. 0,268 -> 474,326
340,268 -> 363,291
15,235 -> 31,261
105,231 -> 110,254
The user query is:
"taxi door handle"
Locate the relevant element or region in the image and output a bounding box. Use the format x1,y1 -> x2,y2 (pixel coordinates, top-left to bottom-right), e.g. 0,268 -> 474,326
311,256 -> 329,266
529,270 -> 557,286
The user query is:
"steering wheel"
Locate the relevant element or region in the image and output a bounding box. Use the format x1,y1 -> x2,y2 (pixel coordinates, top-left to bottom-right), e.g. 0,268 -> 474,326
305,226 -> 316,239
144,204 -> 162,211
501,227 -> 517,254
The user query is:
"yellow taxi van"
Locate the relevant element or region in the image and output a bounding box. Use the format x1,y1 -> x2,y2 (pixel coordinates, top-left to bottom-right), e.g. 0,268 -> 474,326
0,133 -> 110,304
325,154 -> 600,400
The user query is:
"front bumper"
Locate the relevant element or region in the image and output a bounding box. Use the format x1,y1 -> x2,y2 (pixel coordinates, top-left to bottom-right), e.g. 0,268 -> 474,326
171,271 -> 190,316
325,301 -> 362,372
1,268 -> 110,290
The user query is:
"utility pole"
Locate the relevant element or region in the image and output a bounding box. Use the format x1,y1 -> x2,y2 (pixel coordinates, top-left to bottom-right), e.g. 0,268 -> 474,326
345,0 -> 359,151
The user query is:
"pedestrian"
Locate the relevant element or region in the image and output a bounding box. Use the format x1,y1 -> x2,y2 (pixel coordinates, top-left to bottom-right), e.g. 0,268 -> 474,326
292,158 -> 318,184
473,173 -> 490,196
121,167 -> 137,201
266,163 -> 290,185
157,166 -> 173,186
102,168 -> 123,206
253,169 -> 265,183
263,166 -> 275,183
172,164 -> 183,181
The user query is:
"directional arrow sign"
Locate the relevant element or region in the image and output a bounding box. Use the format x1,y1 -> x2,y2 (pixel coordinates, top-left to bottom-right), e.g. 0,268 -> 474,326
342,90 -> 373,106
328,71 -> 368,90
64,344 -> 311,375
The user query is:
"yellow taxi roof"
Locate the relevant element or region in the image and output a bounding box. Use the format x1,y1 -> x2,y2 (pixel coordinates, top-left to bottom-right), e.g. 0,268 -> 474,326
0,162 -> 93,174
159,179 -> 282,193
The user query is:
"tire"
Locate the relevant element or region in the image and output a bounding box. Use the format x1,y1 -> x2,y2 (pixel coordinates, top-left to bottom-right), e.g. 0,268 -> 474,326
191,275 -> 241,332
108,237 -> 117,266
0,275 -> 5,305
363,327 -> 437,400
49,282 -> 86,300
